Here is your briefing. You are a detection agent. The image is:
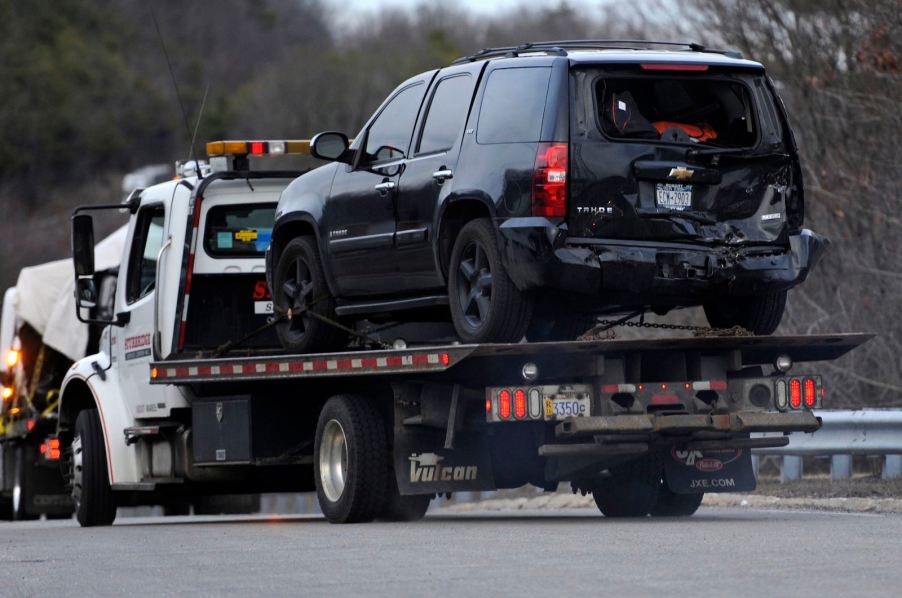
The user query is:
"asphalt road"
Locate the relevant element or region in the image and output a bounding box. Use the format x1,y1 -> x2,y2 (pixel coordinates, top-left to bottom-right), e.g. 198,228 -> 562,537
1,507 -> 899,597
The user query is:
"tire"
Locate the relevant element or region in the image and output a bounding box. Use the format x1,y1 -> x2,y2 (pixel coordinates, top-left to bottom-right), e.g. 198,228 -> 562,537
314,395 -> 388,524
378,471 -> 430,522
448,219 -> 533,343
703,289 -> 787,335
650,480 -> 704,517
527,314 -> 598,342
273,236 -> 346,353
72,409 -> 117,527
593,453 -> 662,518
12,446 -> 38,521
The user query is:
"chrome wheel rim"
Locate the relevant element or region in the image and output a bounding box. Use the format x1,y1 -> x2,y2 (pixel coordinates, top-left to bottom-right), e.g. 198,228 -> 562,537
319,419 -> 348,503
457,241 -> 493,330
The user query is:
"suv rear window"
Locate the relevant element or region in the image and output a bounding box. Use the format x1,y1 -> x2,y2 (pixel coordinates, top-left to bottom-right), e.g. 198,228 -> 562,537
596,76 -> 757,148
477,67 -> 551,144
204,203 -> 276,258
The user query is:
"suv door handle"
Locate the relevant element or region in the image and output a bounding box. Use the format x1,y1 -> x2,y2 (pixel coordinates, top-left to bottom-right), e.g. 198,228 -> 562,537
432,168 -> 453,182
374,180 -> 397,192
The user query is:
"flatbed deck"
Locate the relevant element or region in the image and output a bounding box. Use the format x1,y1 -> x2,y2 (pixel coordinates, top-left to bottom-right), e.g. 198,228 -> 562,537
150,333 -> 872,385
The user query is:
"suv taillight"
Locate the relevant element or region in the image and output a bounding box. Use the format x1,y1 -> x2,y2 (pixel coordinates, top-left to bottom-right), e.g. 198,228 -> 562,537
532,142 -> 568,218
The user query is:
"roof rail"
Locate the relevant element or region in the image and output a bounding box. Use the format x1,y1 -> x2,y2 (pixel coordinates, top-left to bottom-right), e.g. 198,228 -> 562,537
451,40 -> 743,65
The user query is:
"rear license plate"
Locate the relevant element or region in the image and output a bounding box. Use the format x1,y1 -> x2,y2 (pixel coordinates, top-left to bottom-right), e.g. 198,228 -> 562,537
544,396 -> 590,420
656,183 -> 692,211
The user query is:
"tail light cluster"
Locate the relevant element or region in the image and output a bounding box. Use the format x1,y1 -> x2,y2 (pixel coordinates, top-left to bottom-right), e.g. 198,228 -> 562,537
40,437 -> 61,460
486,385 -> 592,422
532,142 -> 568,218
775,376 -> 822,410
600,380 -> 728,410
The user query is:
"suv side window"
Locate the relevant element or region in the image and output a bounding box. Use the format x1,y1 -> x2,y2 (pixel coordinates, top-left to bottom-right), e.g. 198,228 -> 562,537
364,82 -> 425,163
477,67 -> 552,144
125,206 -> 165,304
416,74 -> 473,155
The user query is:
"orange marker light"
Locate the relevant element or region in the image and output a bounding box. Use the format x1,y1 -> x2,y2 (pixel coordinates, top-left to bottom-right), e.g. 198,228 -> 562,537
1,386 -> 12,400
7,349 -> 18,367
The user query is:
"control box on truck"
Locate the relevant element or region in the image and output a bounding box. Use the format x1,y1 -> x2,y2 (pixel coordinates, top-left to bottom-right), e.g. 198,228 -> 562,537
58,139 -> 870,526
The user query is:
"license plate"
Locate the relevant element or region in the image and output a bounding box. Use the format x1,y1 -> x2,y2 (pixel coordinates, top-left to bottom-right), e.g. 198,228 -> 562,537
656,183 -> 692,211
254,301 -> 273,315
544,396 -> 590,420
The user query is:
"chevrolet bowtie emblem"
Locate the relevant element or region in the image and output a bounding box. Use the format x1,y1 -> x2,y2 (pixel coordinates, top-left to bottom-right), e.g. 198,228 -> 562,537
668,166 -> 694,180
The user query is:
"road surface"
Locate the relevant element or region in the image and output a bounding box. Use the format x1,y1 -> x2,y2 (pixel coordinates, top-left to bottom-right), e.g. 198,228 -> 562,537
1,507 -> 899,596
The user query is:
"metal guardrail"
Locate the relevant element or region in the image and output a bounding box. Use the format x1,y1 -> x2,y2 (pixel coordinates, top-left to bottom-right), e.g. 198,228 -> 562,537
753,410 -> 902,482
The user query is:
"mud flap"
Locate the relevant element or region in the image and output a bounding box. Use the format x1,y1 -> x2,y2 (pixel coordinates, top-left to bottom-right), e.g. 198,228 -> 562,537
663,440 -> 756,494
393,426 -> 495,496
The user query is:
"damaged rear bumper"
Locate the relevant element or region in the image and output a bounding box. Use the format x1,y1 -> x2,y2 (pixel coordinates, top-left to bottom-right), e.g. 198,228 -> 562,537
498,220 -> 827,301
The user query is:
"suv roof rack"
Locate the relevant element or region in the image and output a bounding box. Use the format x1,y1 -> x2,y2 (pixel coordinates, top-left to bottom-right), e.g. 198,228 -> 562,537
451,40 -> 743,65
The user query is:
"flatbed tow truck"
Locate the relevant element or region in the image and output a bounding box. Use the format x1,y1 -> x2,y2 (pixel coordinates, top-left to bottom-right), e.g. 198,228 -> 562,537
59,141 -> 871,525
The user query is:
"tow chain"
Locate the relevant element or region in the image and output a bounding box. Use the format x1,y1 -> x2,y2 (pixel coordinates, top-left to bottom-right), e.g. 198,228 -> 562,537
578,312 -> 752,341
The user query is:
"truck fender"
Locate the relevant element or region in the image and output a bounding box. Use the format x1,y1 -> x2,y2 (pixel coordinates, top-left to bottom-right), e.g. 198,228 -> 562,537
58,356 -> 140,486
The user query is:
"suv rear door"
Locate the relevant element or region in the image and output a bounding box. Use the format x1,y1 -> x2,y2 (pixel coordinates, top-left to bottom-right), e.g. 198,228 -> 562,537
393,63 -> 482,292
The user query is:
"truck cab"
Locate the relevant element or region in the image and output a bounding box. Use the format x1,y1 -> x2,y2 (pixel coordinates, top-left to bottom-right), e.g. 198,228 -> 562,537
58,150 -> 300,524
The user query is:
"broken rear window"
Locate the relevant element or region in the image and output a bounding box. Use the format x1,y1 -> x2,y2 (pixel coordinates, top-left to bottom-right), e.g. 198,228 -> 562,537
596,76 -> 757,148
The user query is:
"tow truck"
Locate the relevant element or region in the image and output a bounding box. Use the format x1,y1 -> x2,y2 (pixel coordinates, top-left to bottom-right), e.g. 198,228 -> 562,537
59,140 -> 871,526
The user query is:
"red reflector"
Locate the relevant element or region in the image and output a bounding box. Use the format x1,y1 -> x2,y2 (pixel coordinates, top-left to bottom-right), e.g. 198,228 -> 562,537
40,443 -> 47,455
27,420 -> 35,431
640,63 -> 710,71
485,399 -> 492,413
602,384 -> 619,394
250,141 -> 265,155
514,389 -> 527,418
499,389 -> 512,419
651,394 -> 679,405
790,379 -> 802,408
440,353 -> 450,366
710,380 -> 728,391
532,142 -> 568,218
804,378 -> 816,408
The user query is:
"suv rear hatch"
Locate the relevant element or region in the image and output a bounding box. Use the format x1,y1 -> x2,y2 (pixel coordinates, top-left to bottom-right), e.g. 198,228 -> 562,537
568,62 -> 802,246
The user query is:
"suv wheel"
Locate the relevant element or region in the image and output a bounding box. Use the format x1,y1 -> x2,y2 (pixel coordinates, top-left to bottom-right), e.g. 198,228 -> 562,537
703,289 -> 787,335
448,219 -> 532,343
274,236 -> 346,353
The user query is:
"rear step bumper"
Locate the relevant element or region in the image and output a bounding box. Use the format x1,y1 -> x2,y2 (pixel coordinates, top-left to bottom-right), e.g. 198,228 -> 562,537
555,410 -> 821,438
499,222 -> 827,299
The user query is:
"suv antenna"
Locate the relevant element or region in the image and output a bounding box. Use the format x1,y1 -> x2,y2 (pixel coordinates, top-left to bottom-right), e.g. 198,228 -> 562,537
149,6 -> 203,176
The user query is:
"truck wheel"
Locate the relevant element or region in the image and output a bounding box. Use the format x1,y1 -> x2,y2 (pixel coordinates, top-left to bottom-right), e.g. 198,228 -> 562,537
379,471 -> 430,522
314,395 -> 387,524
72,409 -> 117,527
650,480 -> 704,517
703,289 -> 787,335
274,236 -> 346,353
593,453 -> 662,518
449,219 -> 532,343
12,446 -> 38,521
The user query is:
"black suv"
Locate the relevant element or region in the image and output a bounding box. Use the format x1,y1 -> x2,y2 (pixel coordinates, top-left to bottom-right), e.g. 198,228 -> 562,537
267,40 -> 826,352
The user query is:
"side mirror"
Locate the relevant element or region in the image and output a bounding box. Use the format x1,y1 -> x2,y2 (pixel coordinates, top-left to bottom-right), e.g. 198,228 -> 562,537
311,131 -> 350,163
72,214 -> 95,276
75,277 -> 98,310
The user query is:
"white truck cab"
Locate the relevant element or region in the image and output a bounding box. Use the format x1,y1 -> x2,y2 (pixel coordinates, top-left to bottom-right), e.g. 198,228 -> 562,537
58,147 -> 302,522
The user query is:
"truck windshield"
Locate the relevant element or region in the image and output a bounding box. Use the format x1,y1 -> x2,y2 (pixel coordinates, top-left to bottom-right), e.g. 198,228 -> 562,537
596,75 -> 757,148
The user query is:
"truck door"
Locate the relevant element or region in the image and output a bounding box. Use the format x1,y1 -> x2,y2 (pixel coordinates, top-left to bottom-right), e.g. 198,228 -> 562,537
111,204 -> 168,418
393,66 -> 479,292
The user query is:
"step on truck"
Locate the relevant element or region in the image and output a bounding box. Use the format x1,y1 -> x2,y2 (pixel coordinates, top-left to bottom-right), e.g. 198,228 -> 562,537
59,141 -> 870,526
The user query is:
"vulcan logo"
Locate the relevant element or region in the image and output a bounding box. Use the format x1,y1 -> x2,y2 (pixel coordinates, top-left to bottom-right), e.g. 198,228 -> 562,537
409,453 -> 478,483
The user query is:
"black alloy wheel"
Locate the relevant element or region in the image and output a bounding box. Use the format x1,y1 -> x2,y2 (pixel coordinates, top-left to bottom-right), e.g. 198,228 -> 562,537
456,241 -> 494,330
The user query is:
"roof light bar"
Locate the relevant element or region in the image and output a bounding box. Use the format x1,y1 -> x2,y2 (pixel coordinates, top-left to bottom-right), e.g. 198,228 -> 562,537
206,139 -> 312,158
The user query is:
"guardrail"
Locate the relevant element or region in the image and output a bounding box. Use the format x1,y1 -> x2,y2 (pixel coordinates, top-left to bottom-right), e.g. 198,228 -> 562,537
753,409 -> 902,482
